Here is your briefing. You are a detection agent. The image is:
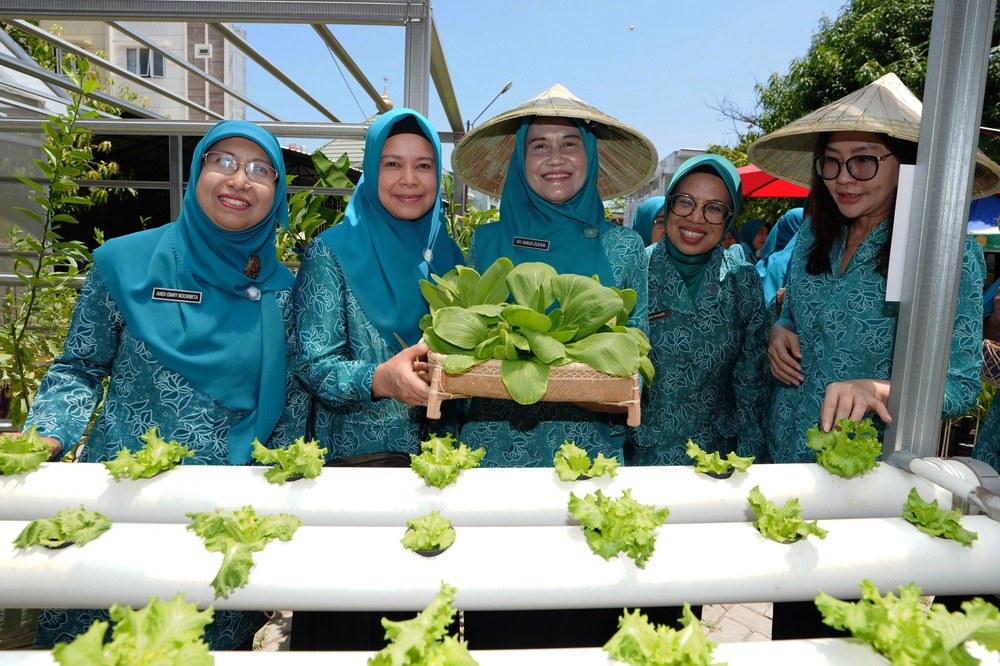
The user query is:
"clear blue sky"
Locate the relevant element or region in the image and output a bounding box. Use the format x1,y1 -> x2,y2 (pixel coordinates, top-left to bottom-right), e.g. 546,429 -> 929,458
242,0 -> 848,166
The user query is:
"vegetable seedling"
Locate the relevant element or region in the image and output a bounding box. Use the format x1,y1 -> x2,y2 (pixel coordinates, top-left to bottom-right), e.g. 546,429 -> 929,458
553,440 -> 619,481
0,425 -> 52,475
187,505 -> 301,599
51,593 -> 214,666
410,433 -> 485,489
603,604 -> 721,666
748,485 -> 827,544
368,582 -> 476,666
251,436 -> 327,484
805,417 -> 881,477
686,439 -> 753,479
568,489 -> 669,568
902,487 -> 978,547
401,511 -> 456,556
816,579 -> 1000,665
103,427 -> 194,480
14,505 -> 111,549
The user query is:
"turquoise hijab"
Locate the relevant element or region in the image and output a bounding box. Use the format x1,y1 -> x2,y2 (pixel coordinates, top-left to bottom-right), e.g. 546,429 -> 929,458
94,120 -> 293,464
660,153 -> 742,288
320,108 -> 464,351
474,117 -> 615,285
631,196 -> 665,246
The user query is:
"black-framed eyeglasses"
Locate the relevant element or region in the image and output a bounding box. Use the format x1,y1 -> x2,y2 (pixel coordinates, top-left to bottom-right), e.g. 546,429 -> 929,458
203,151 -> 278,184
814,153 -> 893,181
667,194 -> 733,225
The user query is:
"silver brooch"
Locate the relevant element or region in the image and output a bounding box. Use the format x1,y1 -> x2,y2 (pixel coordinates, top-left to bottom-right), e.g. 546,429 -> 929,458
246,286 -> 261,301
422,248 -> 434,263
583,226 -> 598,239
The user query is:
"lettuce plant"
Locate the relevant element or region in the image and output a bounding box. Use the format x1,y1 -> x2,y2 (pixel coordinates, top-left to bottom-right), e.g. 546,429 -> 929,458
603,605 -> 720,666
251,436 -> 327,484
420,259 -> 653,404
0,425 -> 52,475
14,505 -> 111,549
410,433 -> 485,489
368,582 -> 476,665
902,487 -> 978,547
686,439 -> 753,477
103,427 -> 194,480
568,489 -> 669,568
805,417 -> 881,477
553,440 -> 619,481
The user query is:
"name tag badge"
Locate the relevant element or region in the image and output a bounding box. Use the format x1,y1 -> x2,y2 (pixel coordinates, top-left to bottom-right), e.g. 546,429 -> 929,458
512,236 -> 550,251
649,309 -> 672,322
152,287 -> 203,304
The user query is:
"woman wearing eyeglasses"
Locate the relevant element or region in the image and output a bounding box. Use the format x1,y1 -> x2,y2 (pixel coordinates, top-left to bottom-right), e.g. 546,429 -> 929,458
625,154 -> 769,465
750,73 -> 997,467
18,120 -> 307,650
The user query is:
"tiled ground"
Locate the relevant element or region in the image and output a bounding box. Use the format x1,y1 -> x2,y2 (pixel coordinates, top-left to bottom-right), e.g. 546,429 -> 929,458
253,603 -> 773,651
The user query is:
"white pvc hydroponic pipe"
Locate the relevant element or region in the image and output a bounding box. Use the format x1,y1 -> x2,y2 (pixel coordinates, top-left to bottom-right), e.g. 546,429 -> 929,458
0,461 -> 955,526
2,517 -> 997,611
0,639 -> 931,666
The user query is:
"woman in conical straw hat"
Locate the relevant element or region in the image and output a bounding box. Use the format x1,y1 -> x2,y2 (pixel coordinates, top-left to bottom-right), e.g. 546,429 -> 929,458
750,72 -> 999,466
751,71 -> 1000,641
450,83 -> 657,647
451,83 -> 656,469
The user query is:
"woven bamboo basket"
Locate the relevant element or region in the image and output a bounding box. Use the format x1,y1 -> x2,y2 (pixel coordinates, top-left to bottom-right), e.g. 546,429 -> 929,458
425,352 -> 640,426
0,608 -> 39,650
983,339 -> 1000,387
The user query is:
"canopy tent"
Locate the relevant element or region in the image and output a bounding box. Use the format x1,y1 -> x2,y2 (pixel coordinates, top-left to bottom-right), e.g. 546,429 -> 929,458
737,164 -> 809,198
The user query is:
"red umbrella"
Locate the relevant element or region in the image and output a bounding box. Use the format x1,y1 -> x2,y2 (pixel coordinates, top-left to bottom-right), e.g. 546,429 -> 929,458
738,164 -> 809,198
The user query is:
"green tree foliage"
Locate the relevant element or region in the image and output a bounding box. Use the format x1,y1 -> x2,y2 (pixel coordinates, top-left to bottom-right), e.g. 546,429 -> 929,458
753,0 -> 1000,160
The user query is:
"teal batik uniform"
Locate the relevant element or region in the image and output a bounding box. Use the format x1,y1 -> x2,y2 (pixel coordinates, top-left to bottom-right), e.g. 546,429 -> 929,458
973,281 -> 1000,469
26,121 -> 306,650
292,109 -> 464,459
627,245 -> 768,465
625,153 -> 767,466
768,219 -> 985,463
461,117 -> 648,467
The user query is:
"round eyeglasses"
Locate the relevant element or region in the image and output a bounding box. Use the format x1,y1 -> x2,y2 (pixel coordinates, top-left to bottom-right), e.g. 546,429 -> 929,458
667,194 -> 733,225
814,153 -> 893,182
203,151 -> 278,184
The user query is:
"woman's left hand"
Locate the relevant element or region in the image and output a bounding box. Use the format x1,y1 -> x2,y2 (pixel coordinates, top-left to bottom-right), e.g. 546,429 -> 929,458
820,379 -> 891,432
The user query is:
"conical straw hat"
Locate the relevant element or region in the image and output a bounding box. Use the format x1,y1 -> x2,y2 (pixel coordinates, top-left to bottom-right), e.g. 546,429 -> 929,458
748,73 -> 1000,198
451,83 -> 658,200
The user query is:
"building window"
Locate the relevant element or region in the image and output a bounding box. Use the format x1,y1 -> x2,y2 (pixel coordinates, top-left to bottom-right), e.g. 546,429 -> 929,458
194,44 -> 212,58
125,47 -> 165,78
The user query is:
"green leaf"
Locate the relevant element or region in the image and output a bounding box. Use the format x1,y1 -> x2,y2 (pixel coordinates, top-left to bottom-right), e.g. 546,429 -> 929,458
368,582 -> 475,666
14,505 -> 112,549
686,439 -> 754,476
521,329 -> 566,365
552,273 -> 624,340
401,511 -> 456,552
52,594 -> 214,666
251,436 -> 327,484
568,489 -> 669,568
409,433 -> 485,489
456,266 -> 481,307
902,487 -> 978,547
748,485 -> 827,543
501,358 -> 551,404
186,506 -> 301,598
565,332 -> 639,376
815,580 -> 1000,665
421,327 -> 472,355
806,417 -> 881,477
479,256 -> 513,304
103,427 -> 195,480
553,441 -> 619,482
0,425 -> 52,475
502,304 -> 553,332
507,262 -> 556,309
442,354 -> 483,374
431,307 -> 488,350
603,605 -> 719,666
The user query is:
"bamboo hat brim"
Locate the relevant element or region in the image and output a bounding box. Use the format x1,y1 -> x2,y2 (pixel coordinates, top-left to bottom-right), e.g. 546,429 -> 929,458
451,83 -> 658,200
748,73 -> 1000,198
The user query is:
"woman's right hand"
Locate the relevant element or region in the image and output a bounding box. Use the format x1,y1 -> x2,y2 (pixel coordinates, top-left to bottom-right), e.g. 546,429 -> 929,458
371,342 -> 432,407
768,324 -> 803,386
0,432 -> 62,460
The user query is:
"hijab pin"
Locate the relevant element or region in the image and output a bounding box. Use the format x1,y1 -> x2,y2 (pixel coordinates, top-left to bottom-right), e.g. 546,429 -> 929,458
422,248 -> 434,263
246,286 -> 261,301
707,283 -> 721,297
244,253 -> 261,279
583,226 -> 598,239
